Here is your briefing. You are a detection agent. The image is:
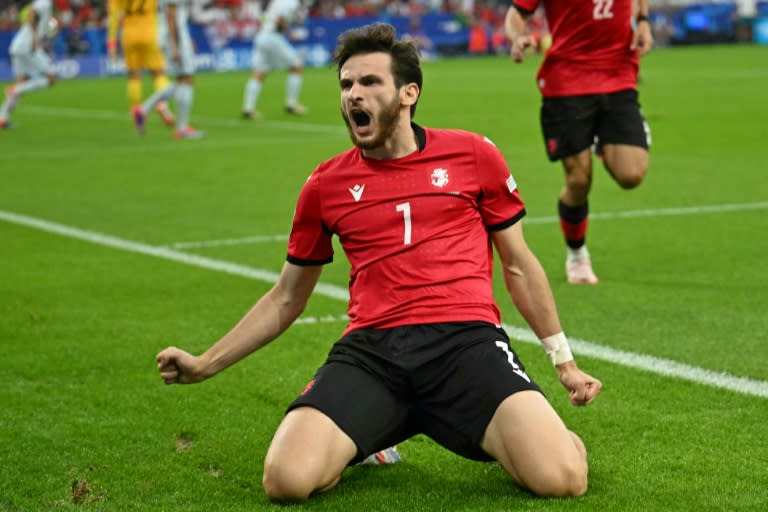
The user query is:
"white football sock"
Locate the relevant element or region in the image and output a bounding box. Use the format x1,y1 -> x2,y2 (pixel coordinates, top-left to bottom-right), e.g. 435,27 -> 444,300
286,72 -> 302,106
141,83 -> 175,115
15,77 -> 49,95
568,245 -> 590,259
243,78 -> 262,112
174,83 -> 193,130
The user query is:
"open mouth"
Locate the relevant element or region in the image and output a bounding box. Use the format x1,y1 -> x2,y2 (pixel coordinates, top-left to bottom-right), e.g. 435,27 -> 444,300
351,110 -> 371,127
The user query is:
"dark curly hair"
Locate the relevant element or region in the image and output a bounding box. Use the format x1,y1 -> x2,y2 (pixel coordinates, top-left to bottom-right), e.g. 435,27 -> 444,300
333,23 -> 423,117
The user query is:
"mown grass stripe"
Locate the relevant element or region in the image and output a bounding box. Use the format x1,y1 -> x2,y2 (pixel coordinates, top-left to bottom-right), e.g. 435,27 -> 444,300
2,208 -> 766,398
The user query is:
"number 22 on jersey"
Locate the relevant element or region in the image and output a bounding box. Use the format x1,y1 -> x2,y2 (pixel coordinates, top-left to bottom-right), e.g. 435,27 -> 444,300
593,0 -> 614,19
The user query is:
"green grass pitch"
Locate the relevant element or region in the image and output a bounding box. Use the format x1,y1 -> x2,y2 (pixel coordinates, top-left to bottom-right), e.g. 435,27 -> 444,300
1,44 -> 767,510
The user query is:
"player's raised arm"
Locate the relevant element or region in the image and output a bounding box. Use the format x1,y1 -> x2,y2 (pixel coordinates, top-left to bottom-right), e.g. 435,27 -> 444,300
491,223 -> 603,406
156,262 -> 323,384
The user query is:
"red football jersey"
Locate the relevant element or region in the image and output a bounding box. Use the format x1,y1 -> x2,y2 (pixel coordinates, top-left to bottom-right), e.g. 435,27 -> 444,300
287,126 -> 527,334
514,0 -> 639,97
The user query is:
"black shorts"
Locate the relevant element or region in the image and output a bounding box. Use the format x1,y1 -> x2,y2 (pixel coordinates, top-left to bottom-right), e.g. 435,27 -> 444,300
540,89 -> 651,161
287,322 -> 542,463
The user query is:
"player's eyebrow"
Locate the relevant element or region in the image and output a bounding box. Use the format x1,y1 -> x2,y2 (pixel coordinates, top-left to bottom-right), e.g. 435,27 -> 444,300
339,73 -> 383,89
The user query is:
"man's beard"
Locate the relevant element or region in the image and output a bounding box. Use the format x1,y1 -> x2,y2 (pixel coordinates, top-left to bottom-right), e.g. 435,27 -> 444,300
342,93 -> 401,151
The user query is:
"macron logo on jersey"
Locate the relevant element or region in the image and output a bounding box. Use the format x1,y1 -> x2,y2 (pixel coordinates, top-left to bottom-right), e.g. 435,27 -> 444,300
349,184 -> 365,202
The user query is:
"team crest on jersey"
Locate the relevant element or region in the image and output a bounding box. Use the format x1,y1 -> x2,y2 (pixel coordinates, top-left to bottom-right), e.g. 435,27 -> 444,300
430,168 -> 449,188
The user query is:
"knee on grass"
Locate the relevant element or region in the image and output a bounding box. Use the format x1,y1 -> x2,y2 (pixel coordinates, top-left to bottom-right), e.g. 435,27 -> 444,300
262,459 -> 340,503
263,462 -> 312,502
528,459 -> 589,498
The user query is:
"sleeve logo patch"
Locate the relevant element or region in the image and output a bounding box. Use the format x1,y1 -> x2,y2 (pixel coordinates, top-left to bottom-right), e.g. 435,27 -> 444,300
506,175 -> 517,193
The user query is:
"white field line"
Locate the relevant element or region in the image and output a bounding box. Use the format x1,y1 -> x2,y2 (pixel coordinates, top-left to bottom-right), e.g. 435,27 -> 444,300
0,210 -> 346,301
0,136 -> 336,162
167,201 -> 768,249
500,325 -> 768,399
18,105 -> 346,134
2,209 -> 767,399
169,234 -> 289,249
523,201 -> 768,225
293,315 -> 768,400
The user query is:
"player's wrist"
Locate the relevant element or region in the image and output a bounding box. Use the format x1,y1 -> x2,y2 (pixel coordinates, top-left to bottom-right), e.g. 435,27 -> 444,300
540,332 -> 574,366
636,14 -> 650,24
195,352 -> 217,380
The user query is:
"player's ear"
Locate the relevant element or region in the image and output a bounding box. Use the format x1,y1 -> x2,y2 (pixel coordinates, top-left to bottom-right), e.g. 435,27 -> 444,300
401,82 -> 420,109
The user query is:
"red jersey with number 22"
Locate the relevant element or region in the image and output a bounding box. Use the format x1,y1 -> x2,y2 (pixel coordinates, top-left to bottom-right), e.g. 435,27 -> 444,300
514,0 -> 639,97
287,127 -> 526,335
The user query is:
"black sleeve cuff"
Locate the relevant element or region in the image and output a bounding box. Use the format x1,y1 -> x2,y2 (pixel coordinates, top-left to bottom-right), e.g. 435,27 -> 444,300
286,254 -> 333,266
487,209 -> 526,232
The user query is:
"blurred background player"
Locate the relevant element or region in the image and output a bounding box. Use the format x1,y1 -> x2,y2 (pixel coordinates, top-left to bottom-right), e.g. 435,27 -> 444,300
241,0 -> 308,119
0,0 -> 57,129
107,0 -> 175,128
134,0 -> 204,139
505,0 -> 654,285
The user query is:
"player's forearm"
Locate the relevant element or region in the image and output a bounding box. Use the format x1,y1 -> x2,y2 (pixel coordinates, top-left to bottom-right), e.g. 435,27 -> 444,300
502,250 -> 563,339
504,6 -> 529,41
106,1 -> 122,45
28,10 -> 39,44
198,286 -> 306,378
276,15 -> 288,33
167,5 -> 179,48
27,9 -> 38,29
631,0 -> 654,54
635,0 -> 650,18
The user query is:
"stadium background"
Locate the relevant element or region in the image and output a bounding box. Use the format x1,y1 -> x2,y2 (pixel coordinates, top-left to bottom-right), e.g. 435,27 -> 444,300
1,0 -> 768,80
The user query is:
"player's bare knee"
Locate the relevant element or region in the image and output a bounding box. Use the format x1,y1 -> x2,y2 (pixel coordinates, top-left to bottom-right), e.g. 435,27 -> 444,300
531,459 -> 588,498
614,166 -> 646,189
563,174 -> 592,201
559,459 -> 589,497
262,460 -> 313,502
605,151 -> 648,189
